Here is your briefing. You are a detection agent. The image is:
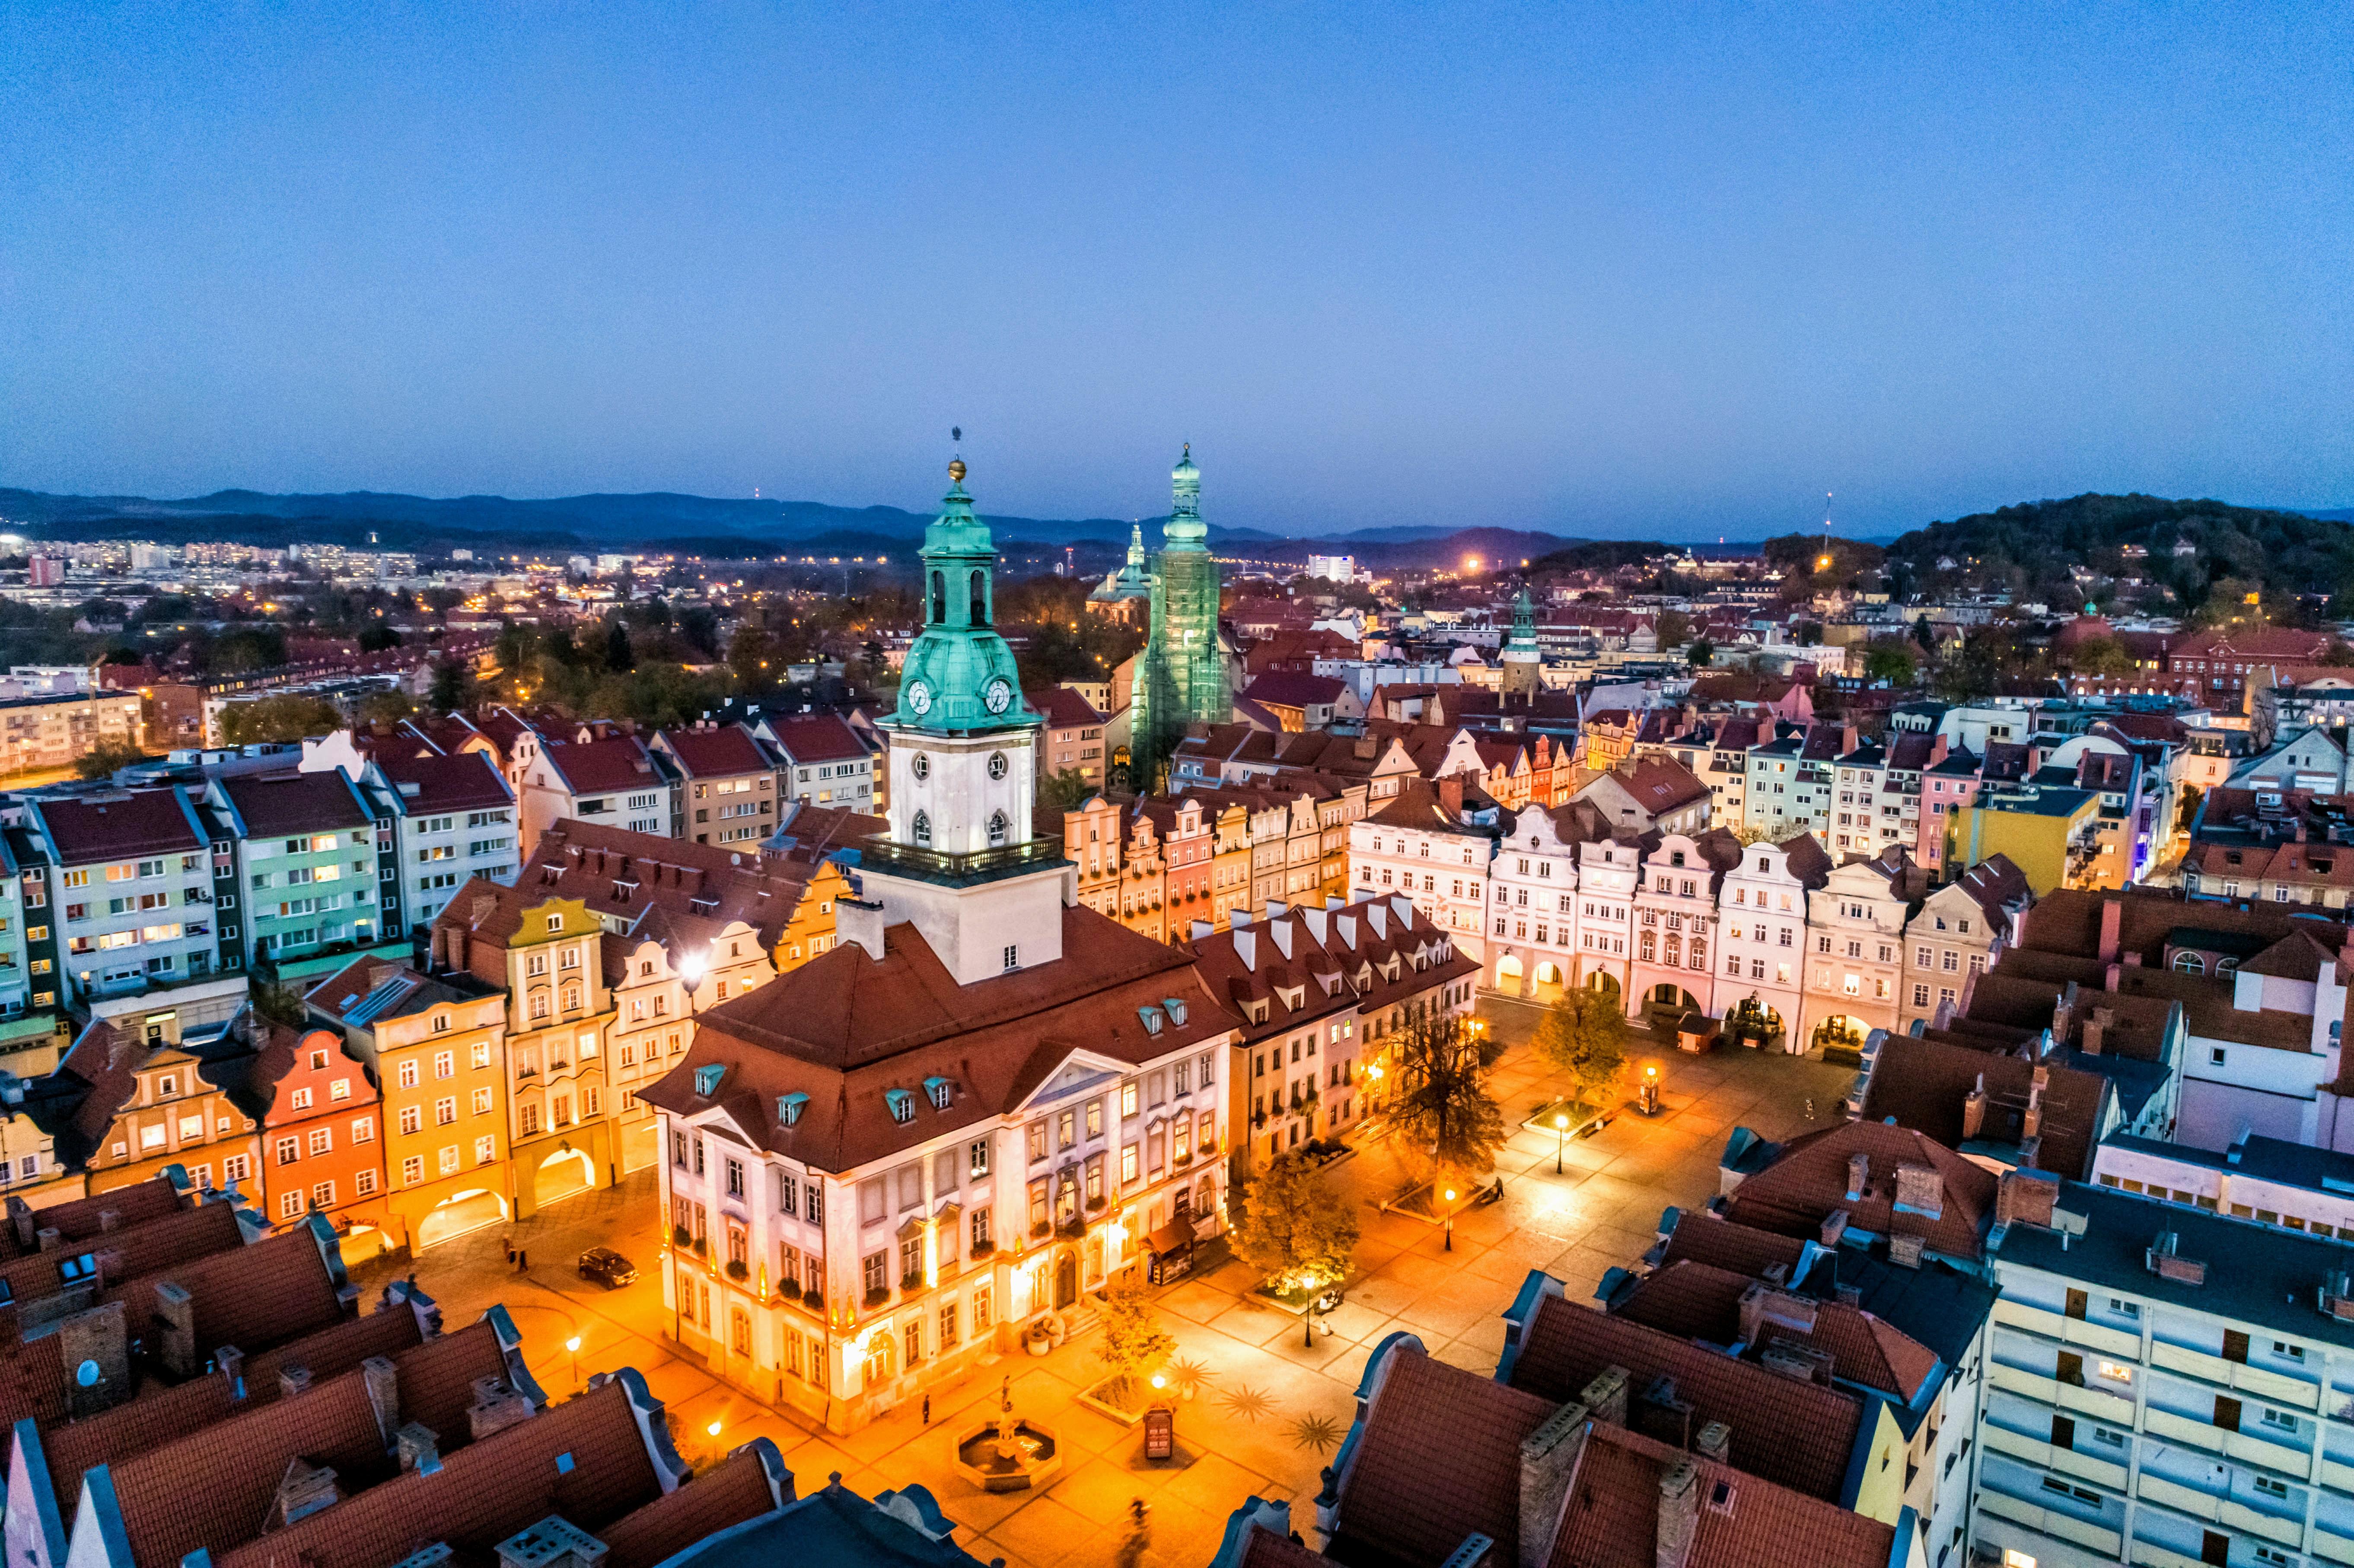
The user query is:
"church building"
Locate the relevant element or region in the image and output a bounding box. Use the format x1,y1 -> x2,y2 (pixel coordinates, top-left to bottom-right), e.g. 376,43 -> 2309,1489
1131,445 -> 1231,789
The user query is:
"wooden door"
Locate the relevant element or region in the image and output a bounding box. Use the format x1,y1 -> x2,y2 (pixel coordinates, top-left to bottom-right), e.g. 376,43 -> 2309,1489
2056,1350 -> 2085,1387
2050,1414 -> 2076,1451
2214,1395 -> 2243,1432
2065,1288 -> 2088,1320
2223,1329 -> 2251,1364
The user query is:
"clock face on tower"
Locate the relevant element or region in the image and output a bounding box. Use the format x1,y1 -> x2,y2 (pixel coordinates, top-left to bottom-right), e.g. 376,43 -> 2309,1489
983,677 -> 1013,715
905,680 -> 933,716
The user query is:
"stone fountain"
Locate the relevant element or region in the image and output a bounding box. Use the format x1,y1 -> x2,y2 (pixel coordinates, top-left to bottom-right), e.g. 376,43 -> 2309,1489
953,1376 -> 1061,1492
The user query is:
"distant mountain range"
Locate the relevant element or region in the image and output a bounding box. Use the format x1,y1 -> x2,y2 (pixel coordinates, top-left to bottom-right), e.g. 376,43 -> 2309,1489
0,485 -> 1603,568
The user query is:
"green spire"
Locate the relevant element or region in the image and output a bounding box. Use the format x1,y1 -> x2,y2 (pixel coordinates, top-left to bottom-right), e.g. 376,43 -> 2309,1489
1508,584 -> 1538,652
1164,443 -> 1205,549
886,459 -> 1036,734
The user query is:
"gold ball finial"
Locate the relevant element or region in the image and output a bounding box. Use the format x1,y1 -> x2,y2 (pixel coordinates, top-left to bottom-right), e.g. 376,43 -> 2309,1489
948,458 -> 966,484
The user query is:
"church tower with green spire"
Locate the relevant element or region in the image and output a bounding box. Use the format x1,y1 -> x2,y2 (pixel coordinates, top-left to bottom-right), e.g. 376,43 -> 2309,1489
1131,445 -> 1229,786
1501,583 -> 1542,704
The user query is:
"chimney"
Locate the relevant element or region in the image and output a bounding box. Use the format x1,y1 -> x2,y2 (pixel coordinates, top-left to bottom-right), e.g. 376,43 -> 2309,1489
279,1364 -> 313,1396
2103,961 -> 2122,993
2146,1232 -> 2207,1287
55,1301 -> 128,1419
396,1422 -> 443,1475
448,926 -> 468,972
216,1345 -> 245,1399
96,1209 -> 121,1234
1818,1209 -> 1849,1247
2097,898 -> 2122,964
1962,1075 -> 1987,1140
2082,1008 -> 2110,1056
1516,1399 -> 1594,1568
271,1458 -> 344,1528
1758,1337 -> 1837,1387
35,1226 -> 59,1253
153,1280 -> 199,1377
2025,1066 -> 2049,1138
1693,1422 -> 1731,1464
1438,777 -> 1465,815
362,1353 -> 402,1444
1578,1366 -> 1630,1428
1835,1282 -> 1863,1307
466,1375 -> 537,1439
1844,1153 -> 1869,1203
1887,1234 -> 1926,1269
1894,1164 -> 1945,1221
1996,1168 -> 2060,1230
1655,1457 -> 1702,1568
1632,1375 -> 1693,1451
1736,1283 -> 1818,1348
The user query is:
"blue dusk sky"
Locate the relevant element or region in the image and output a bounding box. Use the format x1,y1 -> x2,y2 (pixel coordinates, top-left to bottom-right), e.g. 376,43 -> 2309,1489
1,3 -> 2349,541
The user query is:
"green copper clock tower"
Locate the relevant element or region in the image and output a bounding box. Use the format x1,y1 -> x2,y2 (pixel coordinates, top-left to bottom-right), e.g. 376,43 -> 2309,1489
1131,444 -> 1229,788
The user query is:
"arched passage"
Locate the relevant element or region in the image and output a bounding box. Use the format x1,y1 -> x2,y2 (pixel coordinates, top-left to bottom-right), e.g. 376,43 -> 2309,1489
535,1148 -> 594,1209
416,1188 -> 507,1250
1532,961 -> 1566,1005
1494,951 -> 1525,996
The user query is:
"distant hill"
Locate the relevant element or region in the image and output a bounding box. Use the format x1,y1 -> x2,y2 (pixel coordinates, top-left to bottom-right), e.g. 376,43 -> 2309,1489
1884,493 -> 2354,610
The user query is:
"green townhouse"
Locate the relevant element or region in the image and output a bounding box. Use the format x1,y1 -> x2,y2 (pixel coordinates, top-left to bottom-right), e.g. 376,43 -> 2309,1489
17,786 -> 248,1043
204,770 -> 407,980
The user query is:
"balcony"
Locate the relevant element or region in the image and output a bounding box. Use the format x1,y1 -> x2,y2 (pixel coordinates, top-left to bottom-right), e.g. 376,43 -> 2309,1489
857,836 -> 1070,888
2144,1406 -> 2309,1474
1995,1298 -> 2143,1360
2133,1473 -> 2303,1549
2150,1338 -> 2319,1409
1980,1422 -> 2129,1492
1975,1485 -> 2123,1559
1988,1361 -> 2135,1422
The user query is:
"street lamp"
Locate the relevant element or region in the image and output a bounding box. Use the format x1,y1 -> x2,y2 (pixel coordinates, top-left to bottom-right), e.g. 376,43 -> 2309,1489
1639,1064 -> 1662,1116
1554,1113 -> 1569,1175
678,948 -> 708,1019
706,1418 -> 723,1465
565,1334 -> 581,1390
1443,1187 -> 1457,1252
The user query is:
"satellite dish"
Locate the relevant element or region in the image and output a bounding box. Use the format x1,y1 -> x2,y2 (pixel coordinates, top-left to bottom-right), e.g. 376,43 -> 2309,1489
75,1359 -> 100,1389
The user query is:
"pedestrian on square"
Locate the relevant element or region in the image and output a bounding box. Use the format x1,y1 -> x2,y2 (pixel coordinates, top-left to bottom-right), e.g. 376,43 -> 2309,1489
922,1394 -> 931,1425
517,1248 -> 529,1272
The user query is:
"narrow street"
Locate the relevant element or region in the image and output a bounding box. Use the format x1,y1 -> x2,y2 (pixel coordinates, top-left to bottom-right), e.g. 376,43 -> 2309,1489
353,1002 -> 1853,1568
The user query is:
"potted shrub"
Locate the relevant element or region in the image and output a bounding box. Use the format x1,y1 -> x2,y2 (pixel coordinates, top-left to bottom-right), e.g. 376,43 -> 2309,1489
671,1224 -> 692,1249
864,1285 -> 890,1308
725,1259 -> 749,1282
901,1270 -> 924,1292
1025,1318 -> 1053,1356
800,1285 -> 825,1309
970,1240 -> 995,1259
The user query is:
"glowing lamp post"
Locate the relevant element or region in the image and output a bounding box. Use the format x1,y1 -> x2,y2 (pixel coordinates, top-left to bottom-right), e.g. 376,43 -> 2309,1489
678,949 -> 708,1020
1443,1187 -> 1458,1252
1554,1113 -> 1569,1175
706,1418 -> 723,1465
1639,1064 -> 1662,1117
565,1334 -> 582,1390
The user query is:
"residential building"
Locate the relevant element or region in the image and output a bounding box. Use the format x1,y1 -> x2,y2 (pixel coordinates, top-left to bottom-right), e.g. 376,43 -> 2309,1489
1630,828 -> 1741,1027
1137,794 -> 1214,935
1183,894 -> 1478,1170
1483,799 -> 1605,1004
1947,783 -> 2102,895
1800,850 -> 1920,1054
517,734 -> 680,856
358,749 -> 519,928
1348,778 -> 1499,959
1899,855 -> 2031,1033
210,770 -> 398,971
1573,754 -> 1713,836
0,690 -> 145,776
1716,835 -> 1832,1051
2169,624 -> 2335,706
20,788 -> 245,1030
248,1025 -> 379,1246
1025,686 -> 1108,792
1975,1174 -> 2354,1568
1113,801 -> 1168,941
654,722 -> 789,845
19,1013 -> 263,1199
306,956 -> 512,1253
426,875 -> 617,1218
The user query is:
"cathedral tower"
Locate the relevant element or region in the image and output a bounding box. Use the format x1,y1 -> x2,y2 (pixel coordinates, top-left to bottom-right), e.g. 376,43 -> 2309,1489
1131,445 -> 1230,786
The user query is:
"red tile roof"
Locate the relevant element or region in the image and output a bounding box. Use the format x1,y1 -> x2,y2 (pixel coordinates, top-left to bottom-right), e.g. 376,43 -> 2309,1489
1544,1420 -> 1895,1568
540,736 -> 672,797
637,903 -> 1236,1172
1723,1120 -> 1997,1262
595,1444 -> 780,1568
1610,1259 -> 1938,1403
656,724 -> 777,779
1023,687 -> 1108,730
1329,1344 -> 1555,1568
1506,1295 -> 1863,1501
0,1174 -> 185,1259
765,712 -> 869,764
218,770 -> 372,838
32,789 -> 206,863
376,750 -> 515,814
209,1376 -> 668,1568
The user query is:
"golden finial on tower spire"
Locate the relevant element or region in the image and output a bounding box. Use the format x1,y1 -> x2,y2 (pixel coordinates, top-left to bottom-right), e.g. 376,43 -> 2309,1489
948,458 -> 966,483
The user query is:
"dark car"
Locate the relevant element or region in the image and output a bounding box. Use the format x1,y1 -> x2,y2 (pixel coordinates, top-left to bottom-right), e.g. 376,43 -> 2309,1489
579,1247 -> 637,1288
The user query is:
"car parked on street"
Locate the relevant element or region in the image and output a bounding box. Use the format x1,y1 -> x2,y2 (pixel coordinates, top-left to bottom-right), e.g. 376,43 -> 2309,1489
578,1247 -> 637,1288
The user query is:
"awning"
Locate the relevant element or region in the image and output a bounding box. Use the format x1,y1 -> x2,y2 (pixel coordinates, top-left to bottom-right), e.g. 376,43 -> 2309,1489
1146,1221 -> 1194,1257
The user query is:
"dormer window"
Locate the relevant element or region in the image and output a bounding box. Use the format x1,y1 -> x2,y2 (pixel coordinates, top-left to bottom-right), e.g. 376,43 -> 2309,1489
924,1076 -> 953,1110
777,1092 -> 809,1125
694,1064 -> 726,1096
886,1089 -> 915,1124
1138,1006 -> 1165,1036
1164,997 -> 1188,1026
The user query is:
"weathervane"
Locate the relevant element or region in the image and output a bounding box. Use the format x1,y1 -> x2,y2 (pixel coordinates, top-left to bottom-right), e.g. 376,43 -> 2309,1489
950,426 -> 965,485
